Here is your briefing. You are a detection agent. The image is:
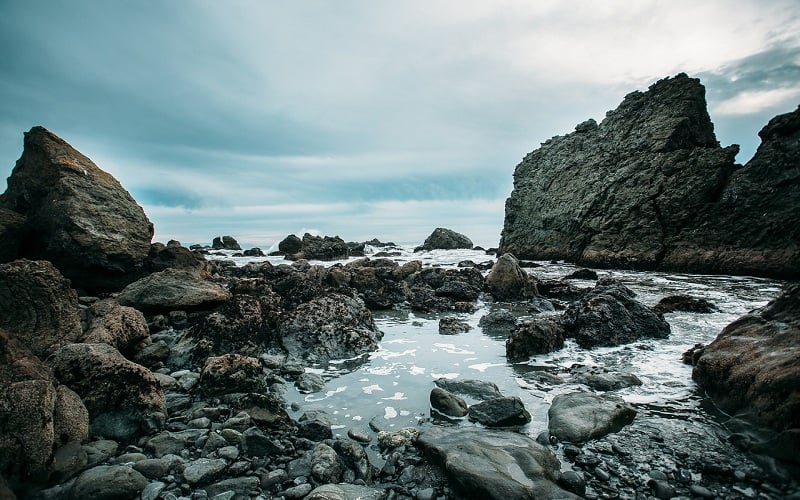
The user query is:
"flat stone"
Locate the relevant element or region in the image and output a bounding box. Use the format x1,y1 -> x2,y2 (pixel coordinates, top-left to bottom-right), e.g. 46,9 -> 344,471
182,458 -> 227,485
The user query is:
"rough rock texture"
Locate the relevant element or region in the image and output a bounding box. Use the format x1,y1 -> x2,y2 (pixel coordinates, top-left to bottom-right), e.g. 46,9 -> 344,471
81,298 -> 150,357
212,235 -> 241,251
0,126 -> 154,291
117,268 -> 231,313
692,284 -> 800,435
279,293 -> 382,363
485,253 -> 538,300
0,259 -> 82,358
548,392 -> 637,443
0,208 -> 25,262
499,74 -> 800,278
282,233 -> 350,261
416,427 -> 578,499
652,294 -> 717,314
506,317 -> 565,360
68,464 -> 147,500
199,354 -> 266,396
417,227 -> 473,251
561,278 -> 670,348
50,342 -> 165,441
0,328 -> 89,490
468,396 -> 532,427
145,241 -> 208,276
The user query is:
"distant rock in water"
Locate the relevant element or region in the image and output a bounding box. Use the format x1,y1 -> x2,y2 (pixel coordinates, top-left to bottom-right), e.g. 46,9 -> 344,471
278,233 -> 350,261
0,126 -> 154,291
212,235 -> 241,251
416,227 -> 473,251
499,74 -> 800,279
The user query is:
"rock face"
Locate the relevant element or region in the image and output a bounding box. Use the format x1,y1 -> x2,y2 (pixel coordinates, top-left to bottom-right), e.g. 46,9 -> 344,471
417,228 -> 473,251
0,126 -> 154,291
692,284 -> 800,435
50,342 -> 165,441
0,259 -> 82,358
416,427 -> 578,499
499,74 -> 800,279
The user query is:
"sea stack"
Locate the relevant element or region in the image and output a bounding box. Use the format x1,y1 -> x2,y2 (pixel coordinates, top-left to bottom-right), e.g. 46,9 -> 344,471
499,73 -> 800,278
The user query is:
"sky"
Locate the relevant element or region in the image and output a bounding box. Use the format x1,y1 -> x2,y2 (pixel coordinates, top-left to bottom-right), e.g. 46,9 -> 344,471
1,1 -> 799,249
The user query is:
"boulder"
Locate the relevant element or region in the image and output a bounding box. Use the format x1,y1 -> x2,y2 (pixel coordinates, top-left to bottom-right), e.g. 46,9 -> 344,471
145,241 -> 208,275
0,329 -> 89,490
692,284 -> 800,434
430,387 -> 468,418
416,427 -> 578,499
416,227 -> 473,251
50,342 -> 165,441
568,366 -> 642,391
433,378 -> 503,401
199,354 -> 266,396
499,74 -> 799,279
438,317 -> 471,335
117,268 -> 231,313
0,207 -> 25,262
485,253 -> 537,300
212,235 -> 241,251
548,392 -> 636,443
278,234 -> 303,254
0,259 -> 82,358
279,293 -> 382,363
0,126 -> 153,291
652,294 -> 717,314
468,396 -> 531,427
68,465 -> 147,500
506,317 -> 566,360
563,268 -> 598,280
81,298 -> 150,357
561,278 -> 670,348
311,443 -> 344,484
478,309 -> 518,335
283,233 -> 349,261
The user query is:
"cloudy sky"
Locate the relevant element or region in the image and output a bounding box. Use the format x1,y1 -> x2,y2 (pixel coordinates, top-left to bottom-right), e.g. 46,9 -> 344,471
1,1 -> 798,248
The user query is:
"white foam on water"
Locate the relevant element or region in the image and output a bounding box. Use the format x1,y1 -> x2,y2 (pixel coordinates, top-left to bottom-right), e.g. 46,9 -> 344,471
384,407 -> 398,419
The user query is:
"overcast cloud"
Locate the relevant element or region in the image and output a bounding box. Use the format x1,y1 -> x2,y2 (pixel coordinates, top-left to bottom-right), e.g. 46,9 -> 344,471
1,1 -> 798,248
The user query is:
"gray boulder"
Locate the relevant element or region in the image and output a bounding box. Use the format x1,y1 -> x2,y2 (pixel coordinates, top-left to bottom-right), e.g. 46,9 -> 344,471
0,126 -> 153,291
468,396 -> 531,427
68,465 -> 147,500
430,387 -> 468,417
306,483 -> 386,500
416,426 -> 578,499
499,74 -> 799,279
117,268 -> 231,313
506,317 -> 565,360
485,253 -> 537,300
417,227 -> 473,251
434,378 -> 503,401
548,392 -> 636,443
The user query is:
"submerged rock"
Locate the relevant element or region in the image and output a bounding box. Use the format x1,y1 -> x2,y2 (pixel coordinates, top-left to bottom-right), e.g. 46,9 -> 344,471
652,294 -> 717,314
499,74 -> 800,278
0,126 -> 153,291
506,317 -> 565,360
416,426 -> 577,499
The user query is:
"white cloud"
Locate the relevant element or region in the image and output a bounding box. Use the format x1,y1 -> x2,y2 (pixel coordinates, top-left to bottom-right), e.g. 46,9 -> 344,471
712,88 -> 800,116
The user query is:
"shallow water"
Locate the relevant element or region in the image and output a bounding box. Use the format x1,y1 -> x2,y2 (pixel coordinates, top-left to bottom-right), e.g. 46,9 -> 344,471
211,246 -> 784,442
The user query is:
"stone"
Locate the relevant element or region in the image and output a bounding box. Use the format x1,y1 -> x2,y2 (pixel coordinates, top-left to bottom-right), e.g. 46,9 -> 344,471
145,241 -> 208,276
505,317 -> 565,360
182,458 -> 227,485
347,427 -> 372,444
295,372 -> 326,393
279,293 -> 382,364
561,278 -> 670,348
278,234 -> 303,254
117,268 -> 231,313
0,127 -> 153,291
569,367 -> 642,391
282,233 -> 350,260
242,426 -> 281,457
558,470 -> 586,497
478,310 -> 518,335
132,458 -> 170,479
563,268 -> 598,280
438,317 -> 471,335
50,342 -> 165,441
81,298 -> 150,356
141,481 -> 166,500
416,426 -> 578,499
205,477 -> 259,498
311,443 -> 344,484
485,253 -> 537,300
548,392 -> 636,443
199,354 -> 266,396
430,387 -> 468,417
693,284 -> 800,434
433,378 -> 503,401
306,483 -> 386,500
298,411 -> 335,441
416,227 -> 473,251
499,75 -> 800,279
0,207 -> 25,262
377,428 -> 419,450
68,465 -> 147,500
652,294 -> 717,313
212,235 -> 241,251
468,396 -> 531,427
146,430 -> 207,458
0,259 -> 82,358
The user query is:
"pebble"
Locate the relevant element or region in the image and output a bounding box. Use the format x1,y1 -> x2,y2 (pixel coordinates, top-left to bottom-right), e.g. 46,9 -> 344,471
347,426 -> 373,443
593,467 -> 610,482
559,470 -> 586,497
647,478 -> 675,499
689,484 -> 715,498
282,482 -> 313,499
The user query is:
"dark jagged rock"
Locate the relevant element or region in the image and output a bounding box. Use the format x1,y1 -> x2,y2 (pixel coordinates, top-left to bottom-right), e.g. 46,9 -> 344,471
0,208 -> 25,262
564,268 -> 598,280
485,253 -> 538,300
0,126 -> 154,291
282,233 -> 350,261
561,278 -> 670,348
468,396 -> 531,427
212,235 -> 241,250
0,259 -> 82,358
433,378 -> 503,402
145,241 -> 208,275
278,234 -> 302,255
652,294 -> 717,314
505,317 -> 565,360
693,284 -> 800,445
499,74 -> 800,278
416,427 -> 578,499
416,227 -> 473,251
199,354 -> 267,396
478,309 -> 518,335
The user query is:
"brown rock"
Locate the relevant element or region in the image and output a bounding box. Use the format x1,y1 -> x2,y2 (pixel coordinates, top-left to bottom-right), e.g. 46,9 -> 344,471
81,299 -> 151,357
117,268 -> 231,314
0,208 -> 26,262
0,126 -> 154,291
200,354 -> 266,396
0,259 -> 82,358
485,253 -> 537,300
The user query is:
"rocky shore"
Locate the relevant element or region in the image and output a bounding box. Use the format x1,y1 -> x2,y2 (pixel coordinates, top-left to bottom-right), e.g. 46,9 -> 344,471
0,78 -> 798,500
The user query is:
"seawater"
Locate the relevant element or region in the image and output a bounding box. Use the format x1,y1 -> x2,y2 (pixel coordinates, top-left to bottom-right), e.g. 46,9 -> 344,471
211,246 -> 783,439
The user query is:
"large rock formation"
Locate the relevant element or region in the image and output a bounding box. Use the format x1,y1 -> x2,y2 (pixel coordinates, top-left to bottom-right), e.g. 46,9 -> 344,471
416,227 -> 473,251
499,74 -> 799,278
0,126 -> 154,291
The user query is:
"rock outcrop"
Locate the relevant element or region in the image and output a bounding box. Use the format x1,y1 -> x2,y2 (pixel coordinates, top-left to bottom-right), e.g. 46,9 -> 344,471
416,227 -> 473,251
0,126 -> 154,291
278,233 -> 350,261
499,74 -> 800,278
117,269 -> 231,314
692,284 -> 799,446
